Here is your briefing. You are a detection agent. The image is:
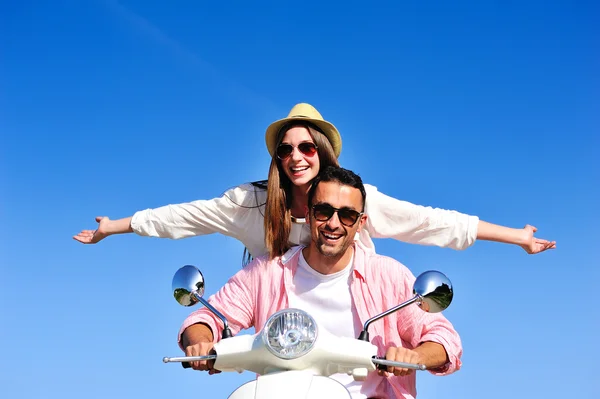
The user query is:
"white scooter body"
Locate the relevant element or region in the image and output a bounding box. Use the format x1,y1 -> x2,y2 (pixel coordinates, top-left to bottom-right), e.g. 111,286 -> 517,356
212,326 -> 378,399
229,372 -> 350,399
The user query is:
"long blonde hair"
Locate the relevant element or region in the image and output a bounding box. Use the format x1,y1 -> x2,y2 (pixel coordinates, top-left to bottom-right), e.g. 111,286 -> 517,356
264,123 -> 339,258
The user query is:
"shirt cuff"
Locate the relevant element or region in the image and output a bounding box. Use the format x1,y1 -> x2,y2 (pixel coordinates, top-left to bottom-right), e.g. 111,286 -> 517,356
178,309 -> 223,351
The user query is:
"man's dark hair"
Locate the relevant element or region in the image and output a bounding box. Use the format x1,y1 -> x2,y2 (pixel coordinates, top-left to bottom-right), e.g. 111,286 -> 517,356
308,166 -> 367,211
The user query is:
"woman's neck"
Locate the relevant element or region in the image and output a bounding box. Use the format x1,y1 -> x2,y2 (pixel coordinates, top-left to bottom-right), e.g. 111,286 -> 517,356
290,184 -> 310,218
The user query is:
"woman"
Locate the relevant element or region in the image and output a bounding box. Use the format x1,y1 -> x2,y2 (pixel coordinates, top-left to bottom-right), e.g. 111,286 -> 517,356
73,103 -> 556,258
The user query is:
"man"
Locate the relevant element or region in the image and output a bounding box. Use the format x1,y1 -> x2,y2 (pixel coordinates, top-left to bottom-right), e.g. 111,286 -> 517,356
179,166 -> 462,398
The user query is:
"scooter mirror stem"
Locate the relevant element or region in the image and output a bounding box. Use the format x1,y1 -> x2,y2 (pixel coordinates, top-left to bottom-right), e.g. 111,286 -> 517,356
194,292 -> 232,335
222,327 -> 233,339
357,296 -> 420,341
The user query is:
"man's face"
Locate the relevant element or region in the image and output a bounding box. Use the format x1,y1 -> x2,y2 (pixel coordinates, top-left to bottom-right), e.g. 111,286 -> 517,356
307,181 -> 367,258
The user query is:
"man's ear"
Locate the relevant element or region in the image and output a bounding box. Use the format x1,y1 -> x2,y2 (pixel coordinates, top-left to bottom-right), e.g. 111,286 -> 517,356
356,214 -> 368,232
304,205 -> 310,220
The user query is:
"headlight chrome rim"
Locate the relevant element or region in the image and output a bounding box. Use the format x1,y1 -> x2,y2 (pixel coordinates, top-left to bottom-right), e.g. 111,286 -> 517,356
262,308 -> 318,360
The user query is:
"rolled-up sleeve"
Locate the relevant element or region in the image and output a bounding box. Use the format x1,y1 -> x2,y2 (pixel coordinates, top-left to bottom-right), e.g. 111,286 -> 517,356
396,269 -> 463,376
364,184 -> 479,250
131,184 -> 263,241
416,314 -> 463,375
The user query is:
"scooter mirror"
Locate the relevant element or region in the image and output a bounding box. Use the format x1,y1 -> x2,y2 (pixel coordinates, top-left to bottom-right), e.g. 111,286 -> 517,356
172,265 -> 205,307
413,270 -> 453,313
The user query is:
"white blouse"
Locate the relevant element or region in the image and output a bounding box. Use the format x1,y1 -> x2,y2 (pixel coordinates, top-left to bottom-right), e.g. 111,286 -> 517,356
130,183 -> 479,258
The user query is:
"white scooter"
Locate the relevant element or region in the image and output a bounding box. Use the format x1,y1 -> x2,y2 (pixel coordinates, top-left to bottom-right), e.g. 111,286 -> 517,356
163,265 -> 454,399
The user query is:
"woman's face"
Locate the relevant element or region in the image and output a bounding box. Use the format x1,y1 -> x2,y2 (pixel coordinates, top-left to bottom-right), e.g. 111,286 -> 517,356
279,126 -> 321,189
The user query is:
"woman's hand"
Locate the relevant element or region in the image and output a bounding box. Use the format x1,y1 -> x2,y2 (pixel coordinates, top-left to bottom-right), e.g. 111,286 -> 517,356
73,216 -> 112,244
519,224 -> 556,254
73,216 -> 133,244
477,221 -> 556,254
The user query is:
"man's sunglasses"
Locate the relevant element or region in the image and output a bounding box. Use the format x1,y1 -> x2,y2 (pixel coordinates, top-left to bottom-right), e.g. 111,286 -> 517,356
276,142 -> 318,160
312,203 -> 363,227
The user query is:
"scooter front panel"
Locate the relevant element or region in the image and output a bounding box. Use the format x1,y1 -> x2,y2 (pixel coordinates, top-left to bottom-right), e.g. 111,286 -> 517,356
228,371 -> 351,399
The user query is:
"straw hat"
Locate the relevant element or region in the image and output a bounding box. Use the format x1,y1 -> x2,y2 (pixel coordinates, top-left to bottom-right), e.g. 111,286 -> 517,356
265,103 -> 342,158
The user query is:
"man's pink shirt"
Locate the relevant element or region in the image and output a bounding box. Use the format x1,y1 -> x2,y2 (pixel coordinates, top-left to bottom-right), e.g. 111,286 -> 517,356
179,244 -> 462,399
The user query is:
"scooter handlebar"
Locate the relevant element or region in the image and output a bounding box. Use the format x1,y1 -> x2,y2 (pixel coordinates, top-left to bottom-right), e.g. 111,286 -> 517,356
163,355 -> 217,369
372,356 -> 427,371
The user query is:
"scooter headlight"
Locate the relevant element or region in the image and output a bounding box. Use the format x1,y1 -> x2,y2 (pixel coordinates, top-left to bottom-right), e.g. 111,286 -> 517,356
262,308 -> 318,359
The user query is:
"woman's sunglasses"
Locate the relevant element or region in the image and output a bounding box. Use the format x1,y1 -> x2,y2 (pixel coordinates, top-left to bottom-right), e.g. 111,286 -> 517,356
312,203 -> 363,227
276,142 -> 318,160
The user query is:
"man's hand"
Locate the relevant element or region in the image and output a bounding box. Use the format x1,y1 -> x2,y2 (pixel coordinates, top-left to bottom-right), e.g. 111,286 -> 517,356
182,323 -> 220,374
184,340 -> 220,374
380,342 -> 448,377
380,346 -> 421,377
519,224 -> 557,254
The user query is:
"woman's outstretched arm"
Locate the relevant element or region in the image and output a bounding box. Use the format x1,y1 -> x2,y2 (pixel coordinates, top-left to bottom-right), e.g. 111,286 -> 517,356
73,216 -> 133,244
363,184 -> 556,254
476,221 -> 556,254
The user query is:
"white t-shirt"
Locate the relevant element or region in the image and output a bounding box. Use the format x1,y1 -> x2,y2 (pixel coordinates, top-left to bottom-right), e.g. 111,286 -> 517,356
287,250 -> 367,399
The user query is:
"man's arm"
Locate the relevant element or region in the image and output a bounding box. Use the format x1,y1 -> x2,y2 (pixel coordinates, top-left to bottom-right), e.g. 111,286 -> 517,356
413,341 -> 448,368
382,341 -> 448,377
182,322 -> 214,347
176,255 -> 267,375
177,267 -> 257,348
181,323 -> 220,373
395,267 -> 463,376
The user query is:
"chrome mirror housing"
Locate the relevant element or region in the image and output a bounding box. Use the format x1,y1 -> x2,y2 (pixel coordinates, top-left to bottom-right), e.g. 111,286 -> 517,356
413,270 -> 453,313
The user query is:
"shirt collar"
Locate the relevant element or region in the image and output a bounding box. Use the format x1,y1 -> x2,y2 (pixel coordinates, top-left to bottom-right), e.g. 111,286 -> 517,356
351,242 -> 367,281
281,245 -> 303,265
281,243 -> 368,281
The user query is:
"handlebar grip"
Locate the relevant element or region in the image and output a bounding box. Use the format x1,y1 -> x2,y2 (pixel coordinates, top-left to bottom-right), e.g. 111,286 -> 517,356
374,356 -> 387,371
181,349 -> 217,369
372,356 -> 427,371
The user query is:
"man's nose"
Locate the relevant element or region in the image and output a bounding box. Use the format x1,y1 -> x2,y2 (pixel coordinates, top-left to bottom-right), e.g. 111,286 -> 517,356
326,211 -> 342,229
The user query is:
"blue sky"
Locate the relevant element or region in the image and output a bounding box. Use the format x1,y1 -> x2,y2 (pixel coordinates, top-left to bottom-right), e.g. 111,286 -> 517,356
1,0 -> 599,398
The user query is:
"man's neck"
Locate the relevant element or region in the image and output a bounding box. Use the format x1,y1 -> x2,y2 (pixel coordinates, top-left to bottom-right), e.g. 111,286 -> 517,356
302,245 -> 355,275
